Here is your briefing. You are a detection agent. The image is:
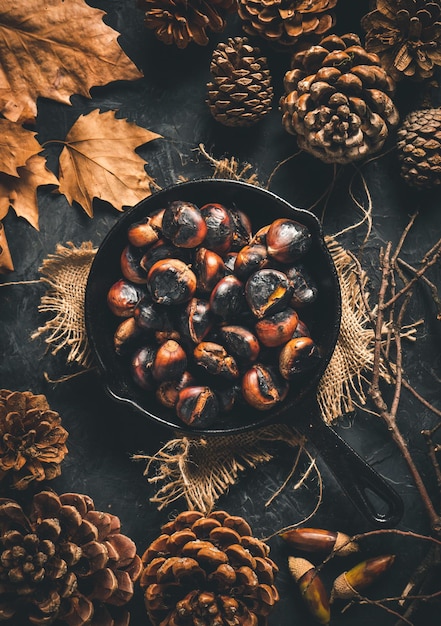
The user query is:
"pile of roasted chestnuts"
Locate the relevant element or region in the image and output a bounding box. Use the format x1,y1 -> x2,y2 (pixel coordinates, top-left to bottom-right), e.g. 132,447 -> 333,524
106,199 -> 321,428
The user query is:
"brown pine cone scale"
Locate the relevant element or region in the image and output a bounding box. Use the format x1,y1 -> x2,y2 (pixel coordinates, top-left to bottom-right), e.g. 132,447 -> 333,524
397,107 -> 441,188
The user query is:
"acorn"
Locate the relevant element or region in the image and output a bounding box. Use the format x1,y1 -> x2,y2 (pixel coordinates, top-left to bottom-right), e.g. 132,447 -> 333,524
217,325 -> 260,363
179,298 -> 214,345
194,247 -> 226,293
255,308 -> 299,348
147,258 -> 197,306
162,200 -> 207,248
241,364 -> 288,411
279,337 -> 321,380
200,203 -> 234,254
288,557 -> 330,626
107,279 -> 146,318
131,345 -> 156,390
156,371 -> 195,409
287,264 -> 318,308
193,342 -> 240,379
176,386 -> 219,427
134,295 -> 174,332
267,219 -> 312,264
280,528 -> 359,557
120,244 -> 149,284
127,209 -> 163,248
113,316 -> 143,355
245,269 -> 292,319
330,555 -> 395,602
209,275 -> 247,321
234,244 -> 270,281
152,340 -> 187,382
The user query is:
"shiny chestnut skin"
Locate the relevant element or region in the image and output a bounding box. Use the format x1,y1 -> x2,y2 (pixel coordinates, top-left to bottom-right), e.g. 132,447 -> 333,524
156,371 -> 195,409
131,345 -> 156,390
152,339 -> 187,382
140,238 -> 190,274
120,245 -> 148,284
134,295 -> 173,332
209,275 -> 246,321
194,342 -> 240,379
194,247 -> 225,293
107,279 -> 146,318
155,329 -> 181,344
162,200 -> 207,248
147,258 -> 197,305
255,307 -> 299,348
279,336 -> 321,380
266,218 -> 312,264
245,269 -> 292,319
179,298 -> 213,345
251,224 -> 270,245
127,209 -> 163,248
200,203 -> 234,254
223,251 -> 238,274
242,364 -> 289,411
234,244 -> 270,281
292,319 -> 311,338
176,386 -> 219,427
218,325 -> 260,363
113,317 -> 143,355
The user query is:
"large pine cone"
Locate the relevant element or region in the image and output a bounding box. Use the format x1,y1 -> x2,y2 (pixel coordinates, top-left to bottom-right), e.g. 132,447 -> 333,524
238,0 -> 337,48
206,37 -> 274,127
0,390 -> 68,490
362,0 -> 441,82
139,0 -> 238,48
140,510 -> 279,625
0,491 -> 142,625
280,33 -> 400,164
397,107 -> 441,188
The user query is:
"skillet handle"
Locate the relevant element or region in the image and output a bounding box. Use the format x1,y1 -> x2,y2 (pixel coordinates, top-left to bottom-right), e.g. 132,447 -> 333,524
305,417 -> 403,527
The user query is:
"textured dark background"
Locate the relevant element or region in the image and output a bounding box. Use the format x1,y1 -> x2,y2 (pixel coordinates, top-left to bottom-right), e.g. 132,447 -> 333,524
1,0 -> 441,624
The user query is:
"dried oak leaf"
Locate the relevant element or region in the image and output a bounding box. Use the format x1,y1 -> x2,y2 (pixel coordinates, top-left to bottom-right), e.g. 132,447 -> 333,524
58,109 -> 162,217
0,0 -> 143,125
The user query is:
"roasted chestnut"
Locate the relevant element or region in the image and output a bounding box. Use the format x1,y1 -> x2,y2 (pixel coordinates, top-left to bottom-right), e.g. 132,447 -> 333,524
120,245 -> 149,284
255,308 -> 299,348
241,364 -> 289,411
214,384 -> 242,413
209,275 -> 247,321
292,319 -> 311,338
107,279 -> 146,317
147,258 -> 197,305
113,317 -> 143,355
266,218 -> 312,264
131,345 -> 156,390
279,337 -> 321,380
200,203 -> 234,254
218,325 -> 260,363
155,329 -> 181,344
287,264 -> 318,308
162,200 -> 207,248
193,342 -> 240,379
176,386 -> 219,427
179,298 -> 213,344
134,295 -> 173,332
245,269 -> 292,319
223,251 -> 238,274
127,209 -> 163,248
230,209 -> 252,251
156,371 -> 195,408
251,224 -> 270,245
234,244 -> 270,281
194,247 -> 225,293
140,238 -> 190,274
152,339 -> 187,382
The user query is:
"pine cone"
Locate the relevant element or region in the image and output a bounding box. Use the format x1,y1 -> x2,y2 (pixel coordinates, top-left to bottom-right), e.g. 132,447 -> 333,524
139,0 -> 238,49
0,490 -> 142,625
397,107 -> 441,188
362,0 -> 441,82
140,510 -> 279,625
0,390 -> 68,490
238,0 -> 337,48
280,33 -> 400,164
206,37 -> 274,127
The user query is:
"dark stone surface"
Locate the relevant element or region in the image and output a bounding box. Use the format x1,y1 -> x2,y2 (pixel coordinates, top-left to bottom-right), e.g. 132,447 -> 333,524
1,0 -> 441,624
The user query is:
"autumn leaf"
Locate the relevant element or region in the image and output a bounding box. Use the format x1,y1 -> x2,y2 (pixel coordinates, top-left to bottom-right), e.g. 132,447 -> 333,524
0,0 -> 143,125
0,119 -> 42,177
0,221 -> 13,274
57,109 -> 162,217
0,154 -> 59,230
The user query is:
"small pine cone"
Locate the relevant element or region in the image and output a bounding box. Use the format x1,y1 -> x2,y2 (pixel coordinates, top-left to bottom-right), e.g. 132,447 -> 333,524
362,0 -> 441,82
207,37 -> 274,127
280,33 -> 400,164
238,0 -> 338,48
397,107 -> 441,188
140,510 -> 279,626
139,0 -> 238,49
0,490 -> 142,625
0,389 -> 68,490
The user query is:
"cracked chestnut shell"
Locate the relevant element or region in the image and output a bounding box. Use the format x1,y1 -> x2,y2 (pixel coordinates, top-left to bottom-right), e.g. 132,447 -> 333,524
127,209 -> 163,247
217,325 -> 260,363
242,364 -> 289,411
176,386 -> 219,427
267,218 -> 312,264
152,339 -> 187,382
120,244 -> 148,284
255,308 -> 299,348
200,203 -> 234,254
234,244 -> 270,281
230,209 -> 252,251
179,298 -> 213,345
245,269 -> 292,319
134,295 -> 173,332
279,337 -> 321,380
162,200 -> 207,248
194,247 -> 226,293
156,371 -> 195,409
287,264 -> 318,309
193,342 -> 240,379
113,317 -> 143,355
131,345 -> 156,390
140,238 -> 191,274
107,279 -> 146,318
209,275 -> 247,321
147,258 -> 197,306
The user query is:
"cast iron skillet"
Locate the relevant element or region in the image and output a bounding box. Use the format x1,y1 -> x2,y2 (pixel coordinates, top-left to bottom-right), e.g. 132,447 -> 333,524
85,179 -> 403,527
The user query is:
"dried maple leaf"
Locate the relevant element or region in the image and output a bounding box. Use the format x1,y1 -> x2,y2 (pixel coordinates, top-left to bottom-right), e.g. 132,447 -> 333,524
0,120 -> 42,177
0,154 -> 59,230
0,0 -> 143,125
57,109 -> 162,217
0,221 -> 13,274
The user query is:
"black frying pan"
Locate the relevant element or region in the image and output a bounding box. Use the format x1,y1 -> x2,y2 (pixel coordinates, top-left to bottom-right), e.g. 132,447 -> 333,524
85,179 -> 403,527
